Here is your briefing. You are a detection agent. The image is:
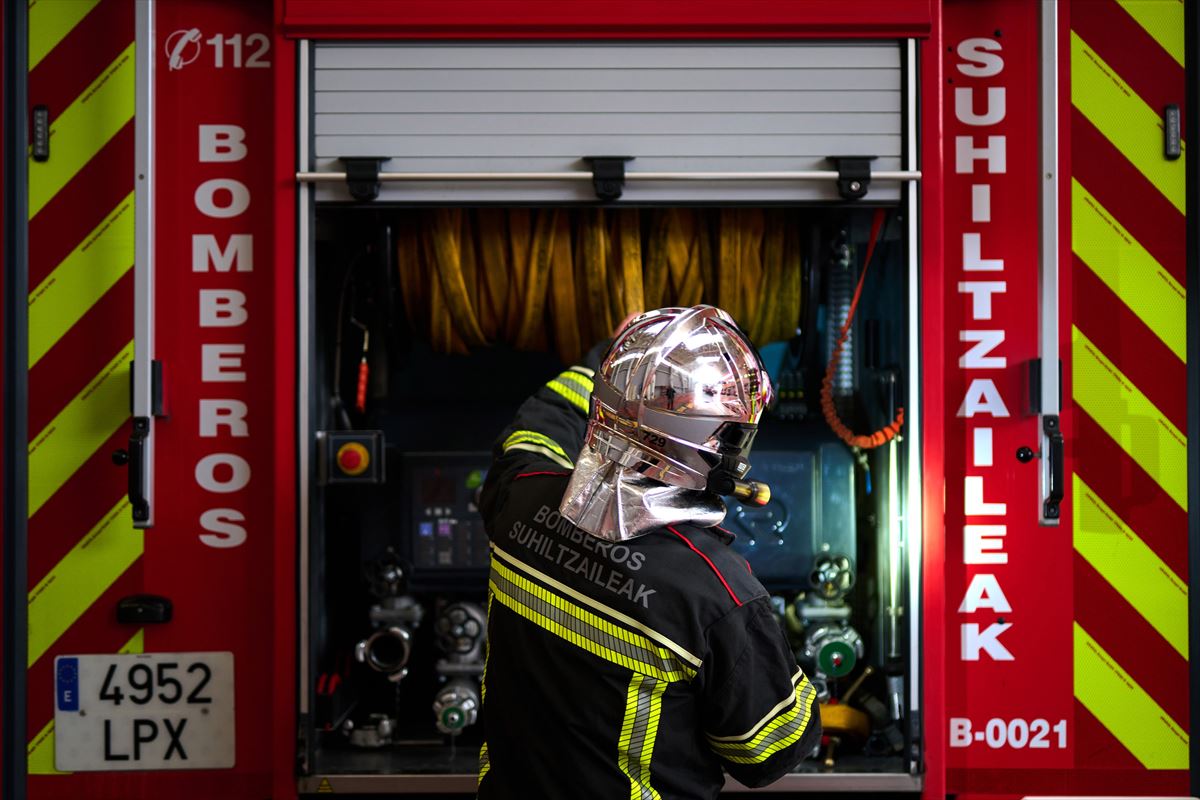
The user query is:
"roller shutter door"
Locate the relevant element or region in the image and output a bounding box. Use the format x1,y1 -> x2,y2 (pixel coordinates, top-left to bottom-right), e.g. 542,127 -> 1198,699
310,42 -> 906,203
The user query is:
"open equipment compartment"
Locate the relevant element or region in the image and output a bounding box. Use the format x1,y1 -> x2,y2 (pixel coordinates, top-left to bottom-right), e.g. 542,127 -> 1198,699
298,39 -> 923,794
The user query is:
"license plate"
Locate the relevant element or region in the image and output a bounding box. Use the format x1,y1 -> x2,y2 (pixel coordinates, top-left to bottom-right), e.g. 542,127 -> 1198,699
54,652 -> 235,771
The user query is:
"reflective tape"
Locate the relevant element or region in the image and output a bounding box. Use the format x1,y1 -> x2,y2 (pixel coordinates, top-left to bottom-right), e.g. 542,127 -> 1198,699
1074,622 -> 1188,769
618,673 -> 666,800
1074,475 -> 1188,658
1071,180 -> 1185,362
503,429 -> 574,469
1116,0 -> 1185,67
1071,327 -> 1187,511
28,0 -> 101,71
547,379 -> 590,414
29,41 -> 135,218
27,499 -> 142,667
27,340 -> 134,517
707,676 -> 816,764
28,192 -> 134,367
1071,32 -> 1185,214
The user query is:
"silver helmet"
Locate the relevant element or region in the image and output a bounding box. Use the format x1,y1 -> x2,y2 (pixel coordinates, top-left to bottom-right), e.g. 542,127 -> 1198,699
560,306 -> 774,541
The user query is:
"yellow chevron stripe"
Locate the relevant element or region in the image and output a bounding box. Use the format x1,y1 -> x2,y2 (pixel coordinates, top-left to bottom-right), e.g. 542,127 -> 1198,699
1116,0 -> 1185,68
1071,31 -> 1186,214
28,341 -> 133,517
28,0 -> 102,71
29,41 -> 135,219
27,628 -> 144,775
28,497 -> 141,667
1072,327 -> 1187,510
1075,622 -> 1188,769
1071,180 -> 1186,361
1074,475 -> 1188,657
28,192 -> 134,367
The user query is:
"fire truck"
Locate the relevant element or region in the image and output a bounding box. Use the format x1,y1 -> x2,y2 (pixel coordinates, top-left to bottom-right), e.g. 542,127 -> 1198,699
0,0 -> 1195,797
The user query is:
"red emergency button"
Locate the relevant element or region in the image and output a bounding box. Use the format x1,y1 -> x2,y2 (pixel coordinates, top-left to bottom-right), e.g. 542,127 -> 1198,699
336,442 -> 370,476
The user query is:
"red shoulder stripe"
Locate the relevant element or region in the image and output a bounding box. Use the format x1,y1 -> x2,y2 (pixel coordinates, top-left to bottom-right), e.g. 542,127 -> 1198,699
514,470 -> 570,480
666,526 -> 742,606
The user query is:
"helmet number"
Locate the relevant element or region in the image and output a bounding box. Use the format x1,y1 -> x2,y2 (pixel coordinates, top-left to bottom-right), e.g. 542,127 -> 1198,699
640,431 -> 667,448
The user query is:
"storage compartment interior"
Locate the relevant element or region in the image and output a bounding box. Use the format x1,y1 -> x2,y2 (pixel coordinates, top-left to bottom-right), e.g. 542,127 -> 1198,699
302,202 -> 917,786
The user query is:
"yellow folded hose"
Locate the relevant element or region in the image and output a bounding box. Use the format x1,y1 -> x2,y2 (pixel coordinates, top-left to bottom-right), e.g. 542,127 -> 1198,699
396,207 -> 805,363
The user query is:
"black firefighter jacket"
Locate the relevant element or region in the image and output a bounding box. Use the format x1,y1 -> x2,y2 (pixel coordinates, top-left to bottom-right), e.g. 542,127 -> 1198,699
476,352 -> 821,800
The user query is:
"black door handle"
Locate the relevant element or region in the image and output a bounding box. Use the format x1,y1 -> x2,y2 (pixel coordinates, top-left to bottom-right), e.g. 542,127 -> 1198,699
1043,415 -> 1063,520
129,416 -> 150,523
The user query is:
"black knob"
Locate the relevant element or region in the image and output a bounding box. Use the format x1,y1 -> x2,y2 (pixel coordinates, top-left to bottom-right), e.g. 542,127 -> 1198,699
1015,446 -> 1035,464
112,449 -> 130,466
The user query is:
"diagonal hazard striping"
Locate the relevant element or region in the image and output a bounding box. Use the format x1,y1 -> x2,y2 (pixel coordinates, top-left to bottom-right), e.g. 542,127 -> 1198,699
1074,411 -> 1189,579
28,41 -> 134,219
1071,31 -> 1185,215
27,0 -> 101,71
26,498 -> 142,668
1074,622 -> 1188,769
1072,260 -> 1187,433
1074,554 -> 1190,730
27,341 -> 133,517
1072,327 -> 1187,511
28,192 -> 134,367
1074,475 -> 1188,658
1116,0 -> 1185,68
27,626 -> 144,775
1072,180 -> 1186,362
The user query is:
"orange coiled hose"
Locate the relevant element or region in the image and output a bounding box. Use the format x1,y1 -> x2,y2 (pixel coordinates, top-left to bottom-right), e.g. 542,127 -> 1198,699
820,209 -> 905,450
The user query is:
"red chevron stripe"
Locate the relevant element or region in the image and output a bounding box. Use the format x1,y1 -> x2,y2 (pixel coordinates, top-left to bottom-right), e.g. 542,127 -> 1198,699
28,120 -> 134,288
1071,109 -> 1186,286
28,270 -> 133,437
1074,554 -> 1189,730
1071,0 -> 1186,125
27,428 -> 130,584
1072,257 -> 1187,432
25,560 -> 143,740
1073,699 -> 1146,771
27,0 -> 132,132
1074,410 -> 1189,579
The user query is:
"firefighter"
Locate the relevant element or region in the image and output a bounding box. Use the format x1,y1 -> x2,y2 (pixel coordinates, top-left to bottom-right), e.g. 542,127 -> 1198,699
477,305 -> 821,799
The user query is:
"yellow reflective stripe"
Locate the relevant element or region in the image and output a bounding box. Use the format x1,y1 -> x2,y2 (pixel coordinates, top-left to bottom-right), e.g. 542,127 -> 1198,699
28,340 -> 133,516
27,498 -> 142,667
1074,475 -> 1188,657
28,0 -> 102,71
1074,622 -> 1188,769
490,560 -> 693,682
558,370 -> 594,393
478,741 -> 490,783
29,42 -> 135,219
708,668 -> 804,742
492,546 -> 702,669
1071,180 -> 1185,361
503,430 -> 569,458
1071,31 -> 1185,214
618,674 -> 665,800
547,379 -> 589,414
29,192 -> 134,367
1116,0 -> 1185,68
1071,327 -> 1187,510
504,442 -> 573,470
707,677 -> 816,763
27,627 -> 143,775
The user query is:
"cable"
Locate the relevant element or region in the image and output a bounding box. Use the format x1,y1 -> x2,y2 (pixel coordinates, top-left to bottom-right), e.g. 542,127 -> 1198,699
819,209 -> 905,450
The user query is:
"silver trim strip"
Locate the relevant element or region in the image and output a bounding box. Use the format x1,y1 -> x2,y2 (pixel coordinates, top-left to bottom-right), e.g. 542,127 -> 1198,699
132,0 -> 155,528
1038,0 -> 1061,526
904,37 -> 923,734
298,38 -> 312,717
296,169 -> 922,183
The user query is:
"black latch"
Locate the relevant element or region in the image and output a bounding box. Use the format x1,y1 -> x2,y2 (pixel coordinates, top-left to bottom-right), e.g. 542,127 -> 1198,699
32,105 -> 50,162
128,360 -> 166,417
583,156 -> 634,202
1043,414 -> 1063,521
827,156 -> 877,200
117,594 -> 173,625
340,157 -> 391,202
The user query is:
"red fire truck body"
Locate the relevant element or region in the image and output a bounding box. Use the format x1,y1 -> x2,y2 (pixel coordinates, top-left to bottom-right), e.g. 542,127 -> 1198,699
1,1 -> 1194,798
